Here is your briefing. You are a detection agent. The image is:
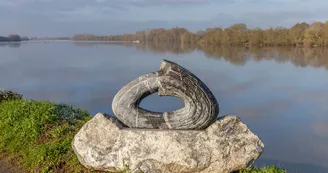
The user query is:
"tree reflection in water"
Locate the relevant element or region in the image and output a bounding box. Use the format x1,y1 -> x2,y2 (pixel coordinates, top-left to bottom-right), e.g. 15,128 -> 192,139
133,43 -> 328,70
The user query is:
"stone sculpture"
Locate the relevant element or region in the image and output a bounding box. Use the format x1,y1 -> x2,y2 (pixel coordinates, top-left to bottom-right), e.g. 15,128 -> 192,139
72,59 -> 264,173
112,59 -> 219,129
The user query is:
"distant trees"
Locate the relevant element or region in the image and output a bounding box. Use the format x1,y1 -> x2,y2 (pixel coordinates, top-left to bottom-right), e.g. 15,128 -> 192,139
247,28 -> 263,46
136,27 -> 189,43
30,37 -> 70,40
72,21 -> 328,47
222,24 -> 248,45
199,21 -> 328,47
180,31 -> 200,44
200,27 -> 223,45
8,34 -> 21,41
0,37 -> 8,41
0,34 -> 23,42
72,34 -> 124,41
303,22 -> 325,46
289,22 -> 309,46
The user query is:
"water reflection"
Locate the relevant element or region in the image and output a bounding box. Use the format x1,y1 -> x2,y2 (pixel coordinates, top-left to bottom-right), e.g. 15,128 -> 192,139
77,42 -> 328,70
1,41 -> 328,172
0,42 -> 21,48
161,44 -> 328,69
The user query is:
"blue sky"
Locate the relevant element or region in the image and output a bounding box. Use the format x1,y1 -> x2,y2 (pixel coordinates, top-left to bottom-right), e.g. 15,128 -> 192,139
0,0 -> 327,36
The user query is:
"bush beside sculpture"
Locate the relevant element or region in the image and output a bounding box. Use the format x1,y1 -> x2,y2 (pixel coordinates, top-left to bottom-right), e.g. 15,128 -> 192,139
0,89 -> 22,102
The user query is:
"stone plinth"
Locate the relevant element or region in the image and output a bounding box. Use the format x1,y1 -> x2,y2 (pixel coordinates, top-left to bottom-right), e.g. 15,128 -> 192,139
72,113 -> 264,173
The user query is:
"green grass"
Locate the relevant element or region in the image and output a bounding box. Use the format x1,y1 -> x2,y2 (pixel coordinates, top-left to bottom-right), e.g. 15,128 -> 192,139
0,98 -> 94,172
238,166 -> 286,173
0,95 -> 286,173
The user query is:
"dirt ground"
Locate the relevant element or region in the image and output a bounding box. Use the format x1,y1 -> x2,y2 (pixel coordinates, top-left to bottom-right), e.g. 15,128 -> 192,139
0,157 -> 25,173
0,165 -> 13,173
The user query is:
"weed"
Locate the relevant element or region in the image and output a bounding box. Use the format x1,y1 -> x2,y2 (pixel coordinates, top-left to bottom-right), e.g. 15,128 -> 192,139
238,166 -> 287,173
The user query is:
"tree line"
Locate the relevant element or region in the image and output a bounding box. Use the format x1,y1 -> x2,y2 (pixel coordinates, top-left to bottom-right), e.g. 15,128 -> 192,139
29,37 -> 71,41
72,21 -> 328,47
72,34 -> 124,41
0,35 -> 29,42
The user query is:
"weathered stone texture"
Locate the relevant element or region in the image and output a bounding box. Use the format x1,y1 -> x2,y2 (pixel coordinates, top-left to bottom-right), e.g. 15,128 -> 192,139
112,59 -> 219,130
72,113 -> 264,173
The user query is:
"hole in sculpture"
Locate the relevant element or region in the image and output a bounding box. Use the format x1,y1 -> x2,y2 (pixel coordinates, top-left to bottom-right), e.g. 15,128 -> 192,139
139,92 -> 184,113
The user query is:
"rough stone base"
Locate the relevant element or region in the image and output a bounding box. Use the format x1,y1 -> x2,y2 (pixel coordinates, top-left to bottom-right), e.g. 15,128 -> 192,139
72,113 -> 264,173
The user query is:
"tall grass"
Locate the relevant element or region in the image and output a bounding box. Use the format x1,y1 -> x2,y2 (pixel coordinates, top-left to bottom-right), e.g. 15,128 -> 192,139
0,99 -> 92,172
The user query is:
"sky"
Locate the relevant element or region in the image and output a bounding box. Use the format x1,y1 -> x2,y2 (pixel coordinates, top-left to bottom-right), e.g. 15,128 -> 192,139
0,0 -> 327,37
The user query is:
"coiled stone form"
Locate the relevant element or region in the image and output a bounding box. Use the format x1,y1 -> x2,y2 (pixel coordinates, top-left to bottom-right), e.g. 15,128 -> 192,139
112,59 -> 219,130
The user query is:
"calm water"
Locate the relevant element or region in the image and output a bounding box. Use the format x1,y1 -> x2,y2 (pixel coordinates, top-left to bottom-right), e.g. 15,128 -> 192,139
1,41 -> 328,173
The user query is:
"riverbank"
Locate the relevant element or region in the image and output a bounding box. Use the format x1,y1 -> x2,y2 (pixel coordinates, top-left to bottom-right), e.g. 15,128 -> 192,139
0,90 -> 286,173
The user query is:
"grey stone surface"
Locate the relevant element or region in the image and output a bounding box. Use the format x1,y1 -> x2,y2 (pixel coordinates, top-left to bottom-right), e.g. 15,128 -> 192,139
112,59 -> 219,130
0,89 -> 22,103
72,113 -> 264,173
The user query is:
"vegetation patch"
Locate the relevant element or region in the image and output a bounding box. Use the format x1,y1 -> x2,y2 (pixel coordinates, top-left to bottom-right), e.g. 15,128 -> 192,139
238,166 -> 287,173
0,89 -> 23,103
73,22 -> 328,47
0,98 -> 101,172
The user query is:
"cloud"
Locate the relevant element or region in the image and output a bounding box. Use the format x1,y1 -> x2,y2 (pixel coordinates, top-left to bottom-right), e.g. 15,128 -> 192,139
1,0 -> 328,36
123,0 -> 218,7
0,0 -> 215,10
211,10 -> 327,29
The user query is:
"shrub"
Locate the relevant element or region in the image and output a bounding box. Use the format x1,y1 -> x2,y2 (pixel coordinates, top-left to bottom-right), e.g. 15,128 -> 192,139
0,89 -> 22,103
